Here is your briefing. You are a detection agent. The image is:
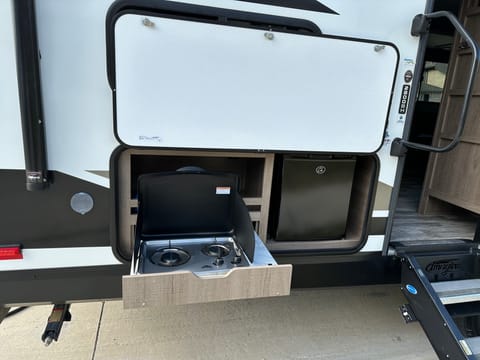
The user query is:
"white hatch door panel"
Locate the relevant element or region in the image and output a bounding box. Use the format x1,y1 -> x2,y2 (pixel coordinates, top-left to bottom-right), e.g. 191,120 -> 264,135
114,14 -> 398,153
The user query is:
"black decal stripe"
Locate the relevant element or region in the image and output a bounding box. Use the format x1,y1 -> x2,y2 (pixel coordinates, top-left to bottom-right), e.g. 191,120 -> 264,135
0,265 -> 128,305
291,256 -> 400,288
236,0 -> 338,15
0,170 -> 110,248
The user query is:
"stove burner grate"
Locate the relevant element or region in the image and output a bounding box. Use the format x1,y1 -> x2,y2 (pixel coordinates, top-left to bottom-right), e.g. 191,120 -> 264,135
202,244 -> 231,258
150,247 -> 191,267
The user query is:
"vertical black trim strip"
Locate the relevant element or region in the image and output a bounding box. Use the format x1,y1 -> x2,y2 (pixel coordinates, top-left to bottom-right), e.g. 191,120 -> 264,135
12,0 -> 49,191
383,0 -> 436,254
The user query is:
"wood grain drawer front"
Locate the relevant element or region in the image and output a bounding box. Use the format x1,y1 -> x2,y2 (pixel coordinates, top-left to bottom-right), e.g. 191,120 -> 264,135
122,264 -> 292,308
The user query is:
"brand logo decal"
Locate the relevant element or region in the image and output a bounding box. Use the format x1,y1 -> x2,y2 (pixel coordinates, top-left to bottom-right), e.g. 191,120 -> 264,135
139,135 -> 161,143
406,284 -> 418,295
425,259 -> 460,276
404,70 -> 413,83
398,85 -> 410,114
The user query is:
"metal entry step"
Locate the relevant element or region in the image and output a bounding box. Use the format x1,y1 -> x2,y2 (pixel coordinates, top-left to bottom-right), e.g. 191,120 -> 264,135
464,337 -> 480,357
432,279 -> 480,305
400,250 -> 480,360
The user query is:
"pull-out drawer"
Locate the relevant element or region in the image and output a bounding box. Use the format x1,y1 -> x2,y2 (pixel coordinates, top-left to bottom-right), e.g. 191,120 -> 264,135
123,234 -> 292,308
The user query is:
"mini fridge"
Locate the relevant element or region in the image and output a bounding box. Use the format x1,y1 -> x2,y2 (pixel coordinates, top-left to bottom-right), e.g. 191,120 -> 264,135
276,156 -> 356,241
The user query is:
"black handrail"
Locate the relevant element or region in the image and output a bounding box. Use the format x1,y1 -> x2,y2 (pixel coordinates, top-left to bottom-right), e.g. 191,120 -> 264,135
391,11 -> 480,155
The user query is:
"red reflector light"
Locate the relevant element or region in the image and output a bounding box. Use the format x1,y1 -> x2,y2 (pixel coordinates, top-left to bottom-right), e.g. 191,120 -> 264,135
0,247 -> 23,260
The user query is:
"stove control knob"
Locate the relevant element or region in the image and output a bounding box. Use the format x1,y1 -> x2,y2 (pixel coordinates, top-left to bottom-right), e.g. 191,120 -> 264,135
214,258 -> 224,266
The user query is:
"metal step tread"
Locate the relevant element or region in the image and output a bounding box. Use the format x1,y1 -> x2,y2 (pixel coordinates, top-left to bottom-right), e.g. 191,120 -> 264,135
464,336 -> 480,357
392,239 -> 474,255
432,279 -> 480,305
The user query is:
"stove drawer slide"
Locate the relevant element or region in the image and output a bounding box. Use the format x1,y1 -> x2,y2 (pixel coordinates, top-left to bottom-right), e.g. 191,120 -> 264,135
122,235 -> 292,308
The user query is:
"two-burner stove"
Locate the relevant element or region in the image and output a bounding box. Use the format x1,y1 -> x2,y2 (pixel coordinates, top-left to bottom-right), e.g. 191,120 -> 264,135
138,237 -> 249,275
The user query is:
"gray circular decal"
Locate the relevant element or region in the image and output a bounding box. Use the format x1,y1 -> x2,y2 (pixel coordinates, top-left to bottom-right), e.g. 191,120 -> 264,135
404,70 -> 413,83
70,192 -> 94,215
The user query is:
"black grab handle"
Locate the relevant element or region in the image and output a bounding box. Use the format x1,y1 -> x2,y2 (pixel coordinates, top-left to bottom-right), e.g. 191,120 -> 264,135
391,11 -> 480,156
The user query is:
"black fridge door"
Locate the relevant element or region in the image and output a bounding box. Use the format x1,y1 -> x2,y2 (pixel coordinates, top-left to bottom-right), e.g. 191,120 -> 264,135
276,157 -> 356,241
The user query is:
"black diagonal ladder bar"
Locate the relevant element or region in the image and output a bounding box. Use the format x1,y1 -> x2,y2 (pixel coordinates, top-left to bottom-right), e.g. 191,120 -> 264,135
391,11 -> 480,156
12,0 -> 49,191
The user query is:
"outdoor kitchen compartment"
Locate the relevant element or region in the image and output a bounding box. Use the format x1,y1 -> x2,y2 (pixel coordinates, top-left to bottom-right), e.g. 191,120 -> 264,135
114,149 -> 291,309
105,0 -> 394,307
276,156 -> 356,241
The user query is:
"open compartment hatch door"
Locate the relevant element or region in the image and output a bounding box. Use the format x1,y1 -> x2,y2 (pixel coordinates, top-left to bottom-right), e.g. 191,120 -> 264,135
111,8 -> 398,153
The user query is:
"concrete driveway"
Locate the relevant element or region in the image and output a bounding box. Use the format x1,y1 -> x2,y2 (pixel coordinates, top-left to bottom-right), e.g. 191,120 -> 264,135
0,284 -> 436,360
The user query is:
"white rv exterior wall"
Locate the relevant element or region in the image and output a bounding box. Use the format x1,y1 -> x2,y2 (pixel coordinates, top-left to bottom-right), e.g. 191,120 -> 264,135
0,0 -> 25,170
28,0 -> 425,189
33,0 -> 425,254
0,0 -> 427,268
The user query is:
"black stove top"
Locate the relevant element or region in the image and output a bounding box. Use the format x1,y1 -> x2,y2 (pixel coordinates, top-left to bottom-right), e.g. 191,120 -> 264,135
138,237 -> 249,275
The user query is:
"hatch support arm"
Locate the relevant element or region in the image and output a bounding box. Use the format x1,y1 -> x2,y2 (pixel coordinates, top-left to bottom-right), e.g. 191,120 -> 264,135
391,11 -> 480,156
